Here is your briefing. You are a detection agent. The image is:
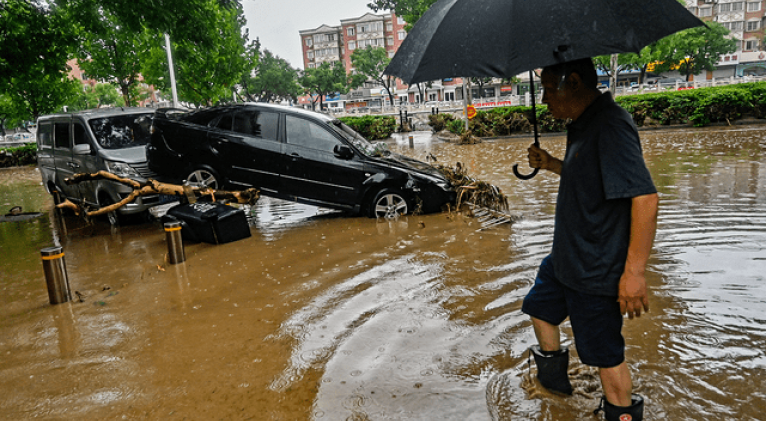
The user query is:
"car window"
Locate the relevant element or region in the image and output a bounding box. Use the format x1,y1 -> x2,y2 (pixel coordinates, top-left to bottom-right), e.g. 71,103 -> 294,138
215,114 -> 233,131
38,122 -> 53,147
286,115 -> 340,152
233,111 -> 278,140
54,122 -> 70,149
73,123 -> 89,145
88,113 -> 153,150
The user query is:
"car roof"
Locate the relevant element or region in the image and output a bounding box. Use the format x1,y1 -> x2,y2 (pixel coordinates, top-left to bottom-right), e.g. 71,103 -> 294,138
37,107 -> 155,121
180,103 -> 335,123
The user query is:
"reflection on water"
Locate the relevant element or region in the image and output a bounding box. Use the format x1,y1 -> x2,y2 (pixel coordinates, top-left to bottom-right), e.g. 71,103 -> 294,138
0,126 -> 764,420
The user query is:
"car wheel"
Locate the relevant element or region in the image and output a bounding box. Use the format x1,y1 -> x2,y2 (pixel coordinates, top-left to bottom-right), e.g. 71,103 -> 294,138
99,195 -> 121,226
185,166 -> 222,190
370,188 -> 409,219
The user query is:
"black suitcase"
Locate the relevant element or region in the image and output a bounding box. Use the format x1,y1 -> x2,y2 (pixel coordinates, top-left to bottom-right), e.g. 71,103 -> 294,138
165,202 -> 251,244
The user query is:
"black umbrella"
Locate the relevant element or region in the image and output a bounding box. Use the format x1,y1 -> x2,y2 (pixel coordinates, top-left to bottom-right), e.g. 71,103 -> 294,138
385,0 -> 704,179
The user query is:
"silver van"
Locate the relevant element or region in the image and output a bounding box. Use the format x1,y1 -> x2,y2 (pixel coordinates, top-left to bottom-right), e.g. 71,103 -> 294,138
36,108 -> 161,225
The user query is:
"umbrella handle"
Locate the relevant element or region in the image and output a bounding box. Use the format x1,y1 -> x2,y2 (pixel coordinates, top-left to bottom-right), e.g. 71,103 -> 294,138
512,164 -> 539,180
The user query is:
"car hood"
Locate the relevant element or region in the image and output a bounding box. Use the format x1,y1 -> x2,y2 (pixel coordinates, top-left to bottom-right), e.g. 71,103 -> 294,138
98,146 -> 148,163
371,152 -> 448,180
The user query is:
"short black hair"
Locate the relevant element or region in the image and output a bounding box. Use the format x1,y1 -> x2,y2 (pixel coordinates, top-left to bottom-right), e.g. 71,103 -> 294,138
543,58 -> 598,90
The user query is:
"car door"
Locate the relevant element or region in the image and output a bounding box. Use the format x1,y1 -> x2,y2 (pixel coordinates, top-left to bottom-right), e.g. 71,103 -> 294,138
71,119 -> 100,206
207,108 -> 282,194
52,118 -> 81,200
282,115 -> 366,208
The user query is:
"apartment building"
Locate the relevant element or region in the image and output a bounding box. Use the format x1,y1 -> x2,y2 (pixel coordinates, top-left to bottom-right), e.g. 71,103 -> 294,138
299,12 -> 468,110
686,0 -> 766,76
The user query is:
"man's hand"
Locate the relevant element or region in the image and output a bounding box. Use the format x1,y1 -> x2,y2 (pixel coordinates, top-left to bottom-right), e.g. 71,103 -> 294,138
618,270 -> 649,319
527,145 -> 562,174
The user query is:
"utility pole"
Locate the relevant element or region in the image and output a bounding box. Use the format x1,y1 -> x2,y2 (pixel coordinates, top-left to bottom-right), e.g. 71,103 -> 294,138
165,34 -> 179,108
610,54 -> 618,96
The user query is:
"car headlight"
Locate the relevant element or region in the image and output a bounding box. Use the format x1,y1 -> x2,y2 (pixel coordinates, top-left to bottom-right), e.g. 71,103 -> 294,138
105,160 -> 140,178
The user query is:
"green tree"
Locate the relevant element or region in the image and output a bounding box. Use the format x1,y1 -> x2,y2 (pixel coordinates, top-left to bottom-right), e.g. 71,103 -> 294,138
139,0 -> 251,106
68,83 -> 125,111
300,61 -> 349,111
367,0 -> 437,29
0,0 -> 80,120
241,48 -> 302,103
654,22 -> 737,81
350,46 -> 397,106
470,77 -> 494,99
71,5 -> 146,106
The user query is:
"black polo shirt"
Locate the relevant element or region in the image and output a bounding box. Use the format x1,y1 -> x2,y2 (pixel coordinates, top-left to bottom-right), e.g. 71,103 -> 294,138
551,92 -> 657,297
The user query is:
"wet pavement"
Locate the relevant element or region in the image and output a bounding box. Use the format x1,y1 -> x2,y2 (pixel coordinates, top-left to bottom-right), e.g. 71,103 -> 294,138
1,126 -> 765,420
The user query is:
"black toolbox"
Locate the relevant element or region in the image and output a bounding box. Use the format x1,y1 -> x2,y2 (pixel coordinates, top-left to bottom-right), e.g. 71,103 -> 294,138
164,202 -> 251,244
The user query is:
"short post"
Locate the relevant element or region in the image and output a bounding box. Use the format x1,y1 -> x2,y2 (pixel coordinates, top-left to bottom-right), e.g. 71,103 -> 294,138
41,246 -> 71,305
164,220 -> 186,264
409,135 -> 414,148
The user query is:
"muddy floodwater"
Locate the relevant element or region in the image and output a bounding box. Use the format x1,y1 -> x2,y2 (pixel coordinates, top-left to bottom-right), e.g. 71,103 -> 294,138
1,126 -> 765,421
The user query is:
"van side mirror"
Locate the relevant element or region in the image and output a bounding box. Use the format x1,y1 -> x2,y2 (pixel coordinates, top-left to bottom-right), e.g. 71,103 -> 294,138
333,144 -> 354,160
73,143 -> 92,155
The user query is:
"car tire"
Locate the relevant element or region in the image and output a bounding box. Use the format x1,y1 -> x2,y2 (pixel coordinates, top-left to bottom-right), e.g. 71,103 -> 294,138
185,166 -> 222,190
369,188 -> 410,219
99,194 -> 121,226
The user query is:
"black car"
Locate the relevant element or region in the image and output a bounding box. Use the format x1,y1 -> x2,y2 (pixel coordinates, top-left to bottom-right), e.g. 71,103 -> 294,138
147,103 -> 456,218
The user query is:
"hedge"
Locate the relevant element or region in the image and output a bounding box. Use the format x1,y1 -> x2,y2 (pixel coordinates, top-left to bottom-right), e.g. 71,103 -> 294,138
0,144 -> 36,168
435,81 -> 766,136
338,115 -> 397,140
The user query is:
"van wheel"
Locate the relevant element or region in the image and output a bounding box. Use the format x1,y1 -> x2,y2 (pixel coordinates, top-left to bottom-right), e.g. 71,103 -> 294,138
185,166 -> 222,190
369,188 -> 409,219
99,195 -> 121,226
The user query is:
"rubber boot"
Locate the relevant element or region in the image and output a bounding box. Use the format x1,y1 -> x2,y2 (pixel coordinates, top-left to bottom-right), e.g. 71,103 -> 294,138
594,394 -> 644,421
530,345 -> 573,395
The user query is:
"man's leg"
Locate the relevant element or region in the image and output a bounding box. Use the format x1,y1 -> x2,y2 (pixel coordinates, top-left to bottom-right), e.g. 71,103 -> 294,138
532,316 -> 561,351
599,361 -> 632,407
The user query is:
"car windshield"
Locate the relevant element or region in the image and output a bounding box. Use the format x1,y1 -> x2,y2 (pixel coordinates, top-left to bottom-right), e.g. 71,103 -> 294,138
331,121 -> 390,157
88,113 -> 153,149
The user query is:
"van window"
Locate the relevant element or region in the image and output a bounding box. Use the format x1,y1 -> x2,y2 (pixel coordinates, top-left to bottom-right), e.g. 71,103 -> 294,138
74,123 -> 89,145
88,113 -> 152,149
38,123 -> 53,147
54,123 -> 70,149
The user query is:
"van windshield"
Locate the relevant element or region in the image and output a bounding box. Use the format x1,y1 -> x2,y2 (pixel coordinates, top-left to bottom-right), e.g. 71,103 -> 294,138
88,113 -> 153,149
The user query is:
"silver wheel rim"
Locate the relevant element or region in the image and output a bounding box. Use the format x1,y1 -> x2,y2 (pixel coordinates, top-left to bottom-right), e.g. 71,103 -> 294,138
374,193 -> 407,219
187,169 -> 219,189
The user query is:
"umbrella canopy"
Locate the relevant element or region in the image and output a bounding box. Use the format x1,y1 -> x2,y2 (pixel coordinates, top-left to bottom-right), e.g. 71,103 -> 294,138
385,0 -> 704,85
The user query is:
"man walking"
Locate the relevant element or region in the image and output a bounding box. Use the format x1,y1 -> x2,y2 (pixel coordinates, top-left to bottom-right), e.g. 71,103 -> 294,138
522,58 -> 659,421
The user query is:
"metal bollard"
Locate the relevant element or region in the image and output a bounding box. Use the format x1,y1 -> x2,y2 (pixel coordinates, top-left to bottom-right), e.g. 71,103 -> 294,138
164,220 -> 185,264
409,135 -> 414,148
41,246 -> 71,305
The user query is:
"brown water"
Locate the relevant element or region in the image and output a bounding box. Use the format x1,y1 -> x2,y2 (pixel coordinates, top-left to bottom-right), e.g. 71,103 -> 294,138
0,126 -> 764,421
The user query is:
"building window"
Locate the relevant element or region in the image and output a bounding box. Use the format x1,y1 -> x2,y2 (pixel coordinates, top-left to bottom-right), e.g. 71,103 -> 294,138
747,2 -> 761,11
348,41 -> 356,51
745,39 -> 759,51
699,7 -> 712,16
386,22 -> 393,32
308,63 -> 315,69
722,21 -> 744,31
387,36 -> 394,46
397,16 -> 405,25
388,51 -> 395,58
307,51 -> 314,59
398,30 -> 406,40
347,27 -> 355,36
732,1 -> 744,11
747,20 -> 760,31
305,38 -> 313,47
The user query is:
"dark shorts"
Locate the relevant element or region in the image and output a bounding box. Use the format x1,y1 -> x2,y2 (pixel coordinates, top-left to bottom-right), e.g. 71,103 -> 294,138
521,255 -> 625,368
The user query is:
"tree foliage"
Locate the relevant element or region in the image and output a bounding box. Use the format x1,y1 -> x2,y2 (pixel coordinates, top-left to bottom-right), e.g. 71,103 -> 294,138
350,46 -> 397,105
300,61 -> 349,110
241,46 -> 302,103
0,0 -> 80,120
68,83 -> 125,112
139,0 -> 251,106
653,22 -> 737,81
367,0 -> 436,29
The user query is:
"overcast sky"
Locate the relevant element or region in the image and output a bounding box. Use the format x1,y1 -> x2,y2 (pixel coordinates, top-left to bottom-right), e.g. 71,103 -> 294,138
242,0 -> 384,70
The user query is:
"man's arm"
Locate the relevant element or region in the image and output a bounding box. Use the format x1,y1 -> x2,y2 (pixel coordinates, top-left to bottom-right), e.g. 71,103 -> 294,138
527,145 -> 562,175
618,192 -> 659,319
